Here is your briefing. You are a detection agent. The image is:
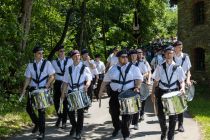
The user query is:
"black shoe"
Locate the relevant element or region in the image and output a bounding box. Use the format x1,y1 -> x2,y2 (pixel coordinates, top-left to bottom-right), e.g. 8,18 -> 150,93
37,133 -> 45,140
69,127 -> 76,136
112,129 -> 119,137
55,118 -> 61,127
139,115 -> 145,121
178,124 -> 184,132
32,125 -> 39,133
61,123 -> 66,129
76,133 -> 81,139
161,134 -> 166,140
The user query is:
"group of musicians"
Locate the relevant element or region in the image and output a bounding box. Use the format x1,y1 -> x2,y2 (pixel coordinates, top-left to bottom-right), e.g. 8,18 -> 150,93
21,40 -> 192,140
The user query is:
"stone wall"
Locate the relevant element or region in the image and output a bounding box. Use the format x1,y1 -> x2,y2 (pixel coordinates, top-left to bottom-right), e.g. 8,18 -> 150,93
177,0 -> 210,84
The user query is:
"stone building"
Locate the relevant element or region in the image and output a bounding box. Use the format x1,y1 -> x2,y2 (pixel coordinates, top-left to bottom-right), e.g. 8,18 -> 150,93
170,0 -> 210,83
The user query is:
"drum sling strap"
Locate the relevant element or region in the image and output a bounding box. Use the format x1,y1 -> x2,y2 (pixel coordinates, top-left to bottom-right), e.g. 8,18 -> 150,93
111,63 -> 133,91
69,64 -> 86,90
56,57 -> 69,76
173,53 -> 187,67
32,60 -> 48,87
159,62 -> 179,89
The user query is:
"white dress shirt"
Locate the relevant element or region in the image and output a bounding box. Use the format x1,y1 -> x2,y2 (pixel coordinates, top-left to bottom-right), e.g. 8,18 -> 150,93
107,53 -> 118,67
25,59 -> 55,88
173,52 -> 191,74
52,57 -> 73,81
151,54 -> 164,70
104,62 -> 143,92
94,60 -> 106,74
152,60 -> 186,90
63,62 -> 92,91
83,60 -> 99,79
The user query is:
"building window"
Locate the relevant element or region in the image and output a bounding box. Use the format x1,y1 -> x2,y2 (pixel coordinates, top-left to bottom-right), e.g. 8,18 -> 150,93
193,1 -> 205,25
194,48 -> 205,71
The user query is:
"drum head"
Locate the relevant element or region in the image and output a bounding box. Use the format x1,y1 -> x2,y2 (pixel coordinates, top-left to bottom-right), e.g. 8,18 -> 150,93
140,83 -> 150,100
162,91 -> 180,98
185,84 -> 195,101
118,90 -> 137,98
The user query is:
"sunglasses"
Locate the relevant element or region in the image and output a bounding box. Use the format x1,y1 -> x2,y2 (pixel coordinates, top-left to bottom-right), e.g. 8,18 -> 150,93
137,52 -> 143,54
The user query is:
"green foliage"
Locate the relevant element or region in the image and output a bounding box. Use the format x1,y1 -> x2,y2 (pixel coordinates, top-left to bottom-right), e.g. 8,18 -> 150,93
0,0 -> 178,136
188,85 -> 210,140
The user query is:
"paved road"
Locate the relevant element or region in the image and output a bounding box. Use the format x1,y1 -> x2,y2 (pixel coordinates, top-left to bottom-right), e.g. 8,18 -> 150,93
9,96 -> 201,140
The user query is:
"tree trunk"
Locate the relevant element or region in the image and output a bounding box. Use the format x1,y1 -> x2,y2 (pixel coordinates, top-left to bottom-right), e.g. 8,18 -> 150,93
19,0 -> 33,51
78,0 -> 87,51
47,8 -> 73,61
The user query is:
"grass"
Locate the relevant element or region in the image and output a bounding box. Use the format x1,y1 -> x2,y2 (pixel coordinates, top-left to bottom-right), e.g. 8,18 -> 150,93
188,84 -> 210,140
0,94 -> 55,138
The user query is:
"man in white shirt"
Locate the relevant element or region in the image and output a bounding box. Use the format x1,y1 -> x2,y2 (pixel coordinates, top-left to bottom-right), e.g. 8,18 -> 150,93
99,49 -> 143,140
151,47 -> 164,71
173,41 -> 192,132
106,47 -> 119,70
21,46 -> 55,139
151,45 -> 186,140
51,45 -> 73,129
81,49 -> 99,108
94,54 -> 106,100
61,50 -> 92,139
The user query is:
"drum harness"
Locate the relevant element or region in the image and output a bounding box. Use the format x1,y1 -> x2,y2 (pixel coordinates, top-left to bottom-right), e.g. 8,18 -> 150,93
159,62 -> 180,93
68,64 -> 86,91
56,57 -> 69,77
111,62 -> 133,93
30,60 -> 48,105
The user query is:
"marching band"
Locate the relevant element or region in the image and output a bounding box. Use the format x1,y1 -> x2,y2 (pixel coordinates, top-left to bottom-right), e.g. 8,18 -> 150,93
20,41 -> 195,140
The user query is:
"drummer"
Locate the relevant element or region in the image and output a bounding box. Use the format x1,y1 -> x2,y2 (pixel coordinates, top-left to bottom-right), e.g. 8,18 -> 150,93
51,45 -> 73,128
99,49 -> 143,140
61,50 -> 92,139
151,45 -> 186,140
128,49 -> 148,130
173,41 -> 192,132
81,49 -> 99,112
136,48 -> 152,121
21,46 -> 55,139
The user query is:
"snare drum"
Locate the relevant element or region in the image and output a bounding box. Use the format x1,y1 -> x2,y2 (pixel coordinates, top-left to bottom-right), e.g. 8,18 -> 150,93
31,89 -> 53,109
185,84 -> 195,102
161,91 -> 187,115
140,83 -> 150,101
118,90 -> 141,115
67,90 -> 91,111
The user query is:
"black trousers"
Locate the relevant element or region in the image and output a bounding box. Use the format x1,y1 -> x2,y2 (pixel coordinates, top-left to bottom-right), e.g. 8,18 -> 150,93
87,78 -> 95,102
178,113 -> 183,126
109,89 -> 132,138
53,80 -> 68,124
132,99 -> 146,125
94,80 -> 103,100
156,89 -> 177,140
69,108 -> 84,134
26,96 -> 45,134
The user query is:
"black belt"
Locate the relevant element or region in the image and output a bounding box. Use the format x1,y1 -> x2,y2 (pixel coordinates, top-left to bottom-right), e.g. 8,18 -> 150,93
159,80 -> 178,89
111,80 -> 134,85
159,88 -> 178,94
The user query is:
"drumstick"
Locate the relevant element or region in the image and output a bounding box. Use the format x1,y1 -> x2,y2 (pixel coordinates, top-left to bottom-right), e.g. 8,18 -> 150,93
99,98 -> 101,108
19,93 -> 25,102
58,98 -> 63,114
153,101 -> 158,116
